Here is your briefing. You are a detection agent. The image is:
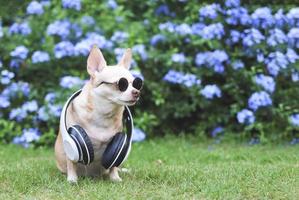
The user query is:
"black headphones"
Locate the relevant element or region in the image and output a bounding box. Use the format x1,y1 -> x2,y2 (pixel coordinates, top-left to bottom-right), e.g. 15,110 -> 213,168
59,89 -> 133,169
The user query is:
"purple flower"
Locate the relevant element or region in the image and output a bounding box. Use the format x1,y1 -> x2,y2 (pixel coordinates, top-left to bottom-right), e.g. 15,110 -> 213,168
132,128 -> 146,142
195,52 -> 207,66
132,44 -> 147,61
292,71 -> 299,82
54,41 -> 75,58
211,126 -> 224,137
23,128 -> 41,142
10,46 -> 29,59
232,60 -> 244,70
0,96 -> 10,108
9,59 -> 22,69
45,92 -> 56,103
237,109 -> 255,124
107,0 -> 118,10
71,23 -> 83,38
1,81 -> 30,98
8,22 -> 31,35
175,23 -> 192,35
286,48 -> 299,63
47,20 -> 72,39
32,51 -> 50,63
9,107 -> 27,122
60,76 -> 84,88
41,0 -> 51,6
267,29 -> 287,46
287,28 -> 299,48
111,31 -> 129,43
266,51 -> 289,76
171,53 -> 186,64
150,34 -> 166,46
191,23 -> 205,35
287,28 -> 299,39
74,38 -> 96,56
163,70 -> 201,87
266,61 -> 280,77
225,7 -> 251,25
12,136 -> 29,148
22,100 -> 38,112
248,91 -> 272,111
214,64 -> 225,73
27,1 -> 44,15
13,128 -> 41,148
114,48 -> 125,62
242,28 -> 265,47
155,4 -> 171,16
200,23 -> 225,40
208,50 -> 228,64
254,74 -> 275,93
225,0 -> 240,8
20,82 -> 30,96
199,4 -> 220,20
257,52 -> 264,63
62,0 -> 81,11
290,114 -> 299,126
275,9 -> 286,27
159,22 -> 176,32
37,106 -> 49,121
230,30 -> 242,43
200,84 -> 222,99
1,70 -> 15,85
195,50 -> 228,73
251,7 -> 274,28
48,104 -> 62,117
80,16 -> 95,26
286,8 -> 299,26
75,33 -> 110,56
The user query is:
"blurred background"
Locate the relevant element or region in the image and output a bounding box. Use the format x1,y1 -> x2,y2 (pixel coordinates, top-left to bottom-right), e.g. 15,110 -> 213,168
0,0 -> 299,148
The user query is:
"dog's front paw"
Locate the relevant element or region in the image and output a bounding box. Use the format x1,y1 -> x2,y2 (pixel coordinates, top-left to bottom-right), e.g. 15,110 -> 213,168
109,174 -> 122,182
109,167 -> 122,182
67,175 -> 78,184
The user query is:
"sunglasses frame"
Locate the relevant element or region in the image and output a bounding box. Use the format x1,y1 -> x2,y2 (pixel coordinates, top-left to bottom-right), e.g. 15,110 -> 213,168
97,77 -> 143,92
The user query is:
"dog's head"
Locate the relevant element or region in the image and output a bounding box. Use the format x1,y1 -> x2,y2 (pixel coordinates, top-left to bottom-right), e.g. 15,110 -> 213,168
86,46 -> 142,106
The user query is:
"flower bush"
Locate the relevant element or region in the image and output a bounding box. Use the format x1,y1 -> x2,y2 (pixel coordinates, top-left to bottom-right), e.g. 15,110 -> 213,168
0,0 -> 299,147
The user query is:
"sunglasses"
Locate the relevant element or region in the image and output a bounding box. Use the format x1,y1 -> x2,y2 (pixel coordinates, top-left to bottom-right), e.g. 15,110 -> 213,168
98,77 -> 143,92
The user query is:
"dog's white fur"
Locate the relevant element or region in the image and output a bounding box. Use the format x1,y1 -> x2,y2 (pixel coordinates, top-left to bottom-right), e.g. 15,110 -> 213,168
54,47 -> 140,183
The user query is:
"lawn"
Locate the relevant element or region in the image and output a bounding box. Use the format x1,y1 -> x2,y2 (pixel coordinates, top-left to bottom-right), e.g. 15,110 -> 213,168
0,136 -> 298,200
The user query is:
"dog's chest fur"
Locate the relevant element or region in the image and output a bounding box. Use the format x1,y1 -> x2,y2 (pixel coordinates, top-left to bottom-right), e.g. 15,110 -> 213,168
65,93 -> 124,176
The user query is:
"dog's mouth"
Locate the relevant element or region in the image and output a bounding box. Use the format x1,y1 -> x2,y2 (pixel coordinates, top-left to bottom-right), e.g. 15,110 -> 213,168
117,98 -> 139,105
123,100 -> 137,105
116,97 -> 139,105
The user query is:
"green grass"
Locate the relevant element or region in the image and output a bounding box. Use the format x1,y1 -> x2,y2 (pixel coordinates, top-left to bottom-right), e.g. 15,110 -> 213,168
0,136 -> 298,200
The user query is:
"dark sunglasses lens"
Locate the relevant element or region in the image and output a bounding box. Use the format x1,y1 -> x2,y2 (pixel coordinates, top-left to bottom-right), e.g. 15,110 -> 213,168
133,77 -> 143,90
118,78 -> 128,91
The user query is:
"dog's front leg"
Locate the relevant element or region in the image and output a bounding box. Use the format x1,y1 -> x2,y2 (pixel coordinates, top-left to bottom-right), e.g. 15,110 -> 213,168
109,167 -> 122,182
66,159 -> 78,183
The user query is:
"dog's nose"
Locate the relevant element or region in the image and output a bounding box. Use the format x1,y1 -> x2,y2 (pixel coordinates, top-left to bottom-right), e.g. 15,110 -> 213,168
132,89 -> 140,98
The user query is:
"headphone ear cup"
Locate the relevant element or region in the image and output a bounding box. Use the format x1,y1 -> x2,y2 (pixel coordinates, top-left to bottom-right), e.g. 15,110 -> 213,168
68,125 -> 94,165
101,132 -> 126,169
113,137 -> 130,167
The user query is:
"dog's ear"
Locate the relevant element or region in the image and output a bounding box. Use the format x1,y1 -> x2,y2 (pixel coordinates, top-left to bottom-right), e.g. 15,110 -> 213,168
118,48 -> 132,69
87,46 -> 106,78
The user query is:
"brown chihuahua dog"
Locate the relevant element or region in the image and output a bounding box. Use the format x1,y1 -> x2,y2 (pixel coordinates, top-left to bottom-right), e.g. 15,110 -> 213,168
55,46 -> 141,183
